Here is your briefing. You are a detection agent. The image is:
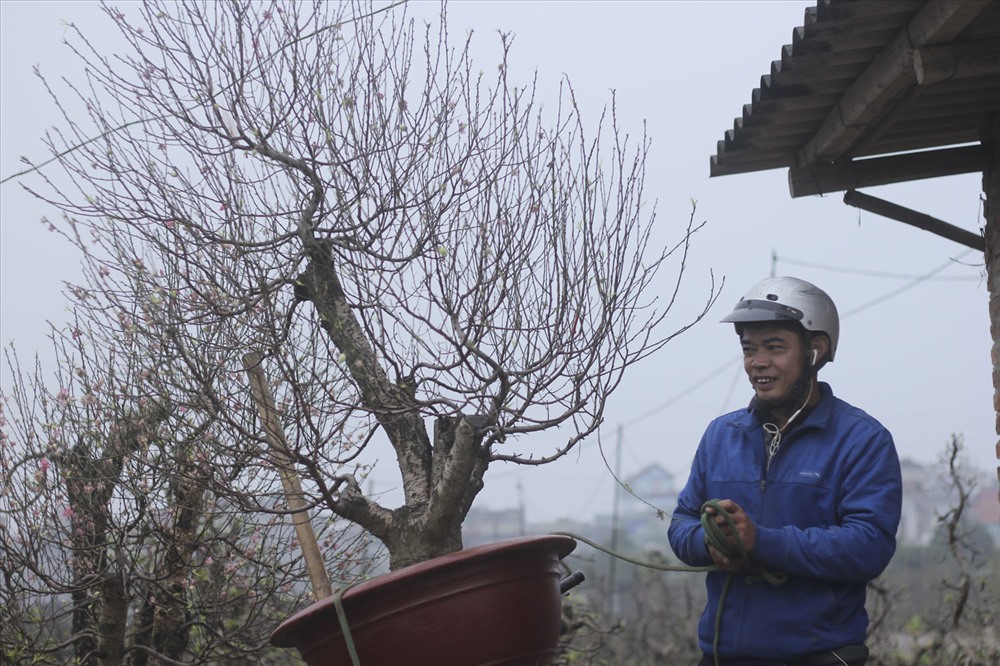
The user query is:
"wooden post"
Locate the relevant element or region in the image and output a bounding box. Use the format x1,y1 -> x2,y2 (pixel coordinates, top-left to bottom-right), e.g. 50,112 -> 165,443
983,113 -> 1000,502
843,189 -> 984,251
242,352 -> 333,600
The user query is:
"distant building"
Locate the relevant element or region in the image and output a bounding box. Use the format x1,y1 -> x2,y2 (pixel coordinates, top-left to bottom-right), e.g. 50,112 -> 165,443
898,458 -> 948,546
968,484 -> 1000,548
612,463 -> 679,553
620,463 -> 678,519
462,459 -> 997,559
897,458 -> 1000,548
462,506 -> 524,548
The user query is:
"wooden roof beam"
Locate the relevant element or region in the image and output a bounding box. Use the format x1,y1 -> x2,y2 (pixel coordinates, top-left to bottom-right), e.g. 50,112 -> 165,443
843,189 -> 984,252
788,145 -> 989,197
797,1 -> 992,167
842,37 -> 1000,161
914,38 -> 1000,85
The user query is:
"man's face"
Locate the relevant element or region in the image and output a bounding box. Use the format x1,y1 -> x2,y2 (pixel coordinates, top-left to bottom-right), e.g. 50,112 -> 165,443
740,324 -> 808,407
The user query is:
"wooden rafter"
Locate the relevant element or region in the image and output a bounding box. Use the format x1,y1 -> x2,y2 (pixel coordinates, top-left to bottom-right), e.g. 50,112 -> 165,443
788,144 -> 989,197
797,0 -> 992,167
914,38 -> 1000,85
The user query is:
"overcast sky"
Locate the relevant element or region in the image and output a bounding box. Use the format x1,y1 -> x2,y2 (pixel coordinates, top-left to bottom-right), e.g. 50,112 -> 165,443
1,1 -> 993,524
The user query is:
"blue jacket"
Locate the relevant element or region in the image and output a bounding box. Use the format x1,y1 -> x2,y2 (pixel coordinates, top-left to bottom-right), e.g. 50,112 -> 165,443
667,383 -> 901,660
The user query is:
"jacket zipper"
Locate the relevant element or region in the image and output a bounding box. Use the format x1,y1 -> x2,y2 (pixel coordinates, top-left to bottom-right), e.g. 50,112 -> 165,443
761,432 -> 777,492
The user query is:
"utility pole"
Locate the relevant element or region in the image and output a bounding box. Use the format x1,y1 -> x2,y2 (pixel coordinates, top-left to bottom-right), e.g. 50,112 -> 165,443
607,424 -> 623,616
517,478 -> 526,536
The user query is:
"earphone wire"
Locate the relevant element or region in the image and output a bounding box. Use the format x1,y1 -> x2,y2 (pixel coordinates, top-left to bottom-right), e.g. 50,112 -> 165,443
763,377 -> 814,465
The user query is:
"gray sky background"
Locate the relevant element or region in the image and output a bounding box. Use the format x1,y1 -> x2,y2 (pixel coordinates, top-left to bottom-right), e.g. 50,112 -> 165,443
1,1 -> 993,524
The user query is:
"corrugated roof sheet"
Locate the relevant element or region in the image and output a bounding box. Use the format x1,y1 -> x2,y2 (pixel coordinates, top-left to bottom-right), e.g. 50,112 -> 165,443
710,0 -> 1000,189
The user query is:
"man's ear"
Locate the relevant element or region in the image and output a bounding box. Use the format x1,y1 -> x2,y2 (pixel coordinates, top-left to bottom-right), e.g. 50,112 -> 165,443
810,335 -> 831,366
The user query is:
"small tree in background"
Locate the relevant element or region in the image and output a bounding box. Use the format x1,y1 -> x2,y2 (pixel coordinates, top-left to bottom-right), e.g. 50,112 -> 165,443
874,436 -> 999,665
1,293 -> 373,664
7,0 -> 714,576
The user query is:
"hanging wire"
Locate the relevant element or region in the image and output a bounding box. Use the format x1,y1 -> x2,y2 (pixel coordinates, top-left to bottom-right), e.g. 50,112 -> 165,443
623,356 -> 740,431
595,249 -> 983,513
774,253 -> 980,282
620,248 -> 979,430
840,249 -> 976,318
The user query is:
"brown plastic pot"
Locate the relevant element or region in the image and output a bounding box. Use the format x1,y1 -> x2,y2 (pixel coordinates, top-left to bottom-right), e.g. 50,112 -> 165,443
270,534 -> 577,666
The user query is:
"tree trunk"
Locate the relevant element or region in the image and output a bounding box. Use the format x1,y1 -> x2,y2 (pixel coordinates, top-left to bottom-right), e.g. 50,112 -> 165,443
66,440 -> 106,666
62,406 -> 170,664
130,592 -> 156,666
296,248 -> 492,569
96,574 -> 129,666
383,508 -> 466,571
70,586 -> 98,666
152,459 -> 210,660
381,415 -> 490,570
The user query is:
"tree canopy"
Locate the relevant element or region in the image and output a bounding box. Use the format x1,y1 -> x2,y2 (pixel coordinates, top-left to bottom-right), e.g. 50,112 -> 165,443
3,0 -> 715,579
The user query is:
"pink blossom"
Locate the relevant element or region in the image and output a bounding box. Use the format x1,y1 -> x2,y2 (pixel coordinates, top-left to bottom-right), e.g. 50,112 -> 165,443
61,505 -> 76,519
39,458 -> 50,473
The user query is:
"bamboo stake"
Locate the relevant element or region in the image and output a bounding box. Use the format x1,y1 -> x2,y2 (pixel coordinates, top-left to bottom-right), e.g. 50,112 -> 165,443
242,351 -> 333,600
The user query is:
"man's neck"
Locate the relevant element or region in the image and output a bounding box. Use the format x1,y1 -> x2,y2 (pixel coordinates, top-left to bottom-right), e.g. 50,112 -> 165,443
762,380 -> 821,430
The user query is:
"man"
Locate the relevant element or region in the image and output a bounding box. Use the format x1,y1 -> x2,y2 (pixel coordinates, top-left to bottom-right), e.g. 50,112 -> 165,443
668,277 -> 902,666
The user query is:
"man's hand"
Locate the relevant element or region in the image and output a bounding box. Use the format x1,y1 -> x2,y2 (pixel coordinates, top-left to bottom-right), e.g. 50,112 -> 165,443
704,499 -> 756,572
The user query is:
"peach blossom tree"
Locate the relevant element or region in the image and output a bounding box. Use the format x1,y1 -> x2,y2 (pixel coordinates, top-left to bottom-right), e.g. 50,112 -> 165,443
8,0 -> 715,575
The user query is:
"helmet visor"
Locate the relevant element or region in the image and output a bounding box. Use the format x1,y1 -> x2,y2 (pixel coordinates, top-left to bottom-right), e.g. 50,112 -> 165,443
720,299 -> 804,324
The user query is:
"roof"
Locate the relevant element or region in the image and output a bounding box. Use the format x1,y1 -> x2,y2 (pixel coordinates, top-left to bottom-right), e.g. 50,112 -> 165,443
710,0 -> 1000,199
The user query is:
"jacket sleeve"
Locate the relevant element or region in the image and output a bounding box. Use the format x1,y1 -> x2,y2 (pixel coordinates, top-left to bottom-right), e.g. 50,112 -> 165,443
751,422 -> 902,582
668,427 -> 714,567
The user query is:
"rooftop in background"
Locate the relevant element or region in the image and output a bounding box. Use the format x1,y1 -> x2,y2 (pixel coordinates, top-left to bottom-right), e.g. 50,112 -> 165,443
710,0 -> 1000,199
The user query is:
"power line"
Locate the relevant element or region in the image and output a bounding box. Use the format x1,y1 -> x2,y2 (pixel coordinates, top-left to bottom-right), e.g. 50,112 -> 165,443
623,356 -> 739,430
774,253 -> 981,282
719,364 -> 744,414
619,249 -> 980,429
841,249 -> 976,318
591,249 -> 983,517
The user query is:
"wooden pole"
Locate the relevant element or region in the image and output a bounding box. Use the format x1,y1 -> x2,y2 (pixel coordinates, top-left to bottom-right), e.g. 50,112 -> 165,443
843,189 -> 985,252
242,351 -> 333,600
984,114 -> 1000,499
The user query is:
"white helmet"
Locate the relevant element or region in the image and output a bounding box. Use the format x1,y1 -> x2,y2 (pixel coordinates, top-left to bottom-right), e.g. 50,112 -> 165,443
720,276 -> 839,362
